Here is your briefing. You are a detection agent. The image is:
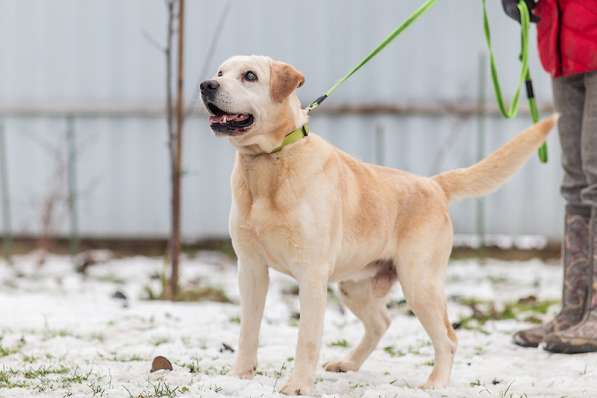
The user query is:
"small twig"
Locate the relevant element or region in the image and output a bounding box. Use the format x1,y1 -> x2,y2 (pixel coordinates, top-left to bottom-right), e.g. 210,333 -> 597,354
185,0 -> 231,119
272,362 -> 287,392
141,29 -> 166,53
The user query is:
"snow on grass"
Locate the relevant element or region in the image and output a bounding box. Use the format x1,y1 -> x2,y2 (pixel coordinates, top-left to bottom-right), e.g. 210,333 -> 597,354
0,253 -> 596,397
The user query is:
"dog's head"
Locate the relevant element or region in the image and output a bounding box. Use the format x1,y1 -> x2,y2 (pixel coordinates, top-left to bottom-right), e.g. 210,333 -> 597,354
201,55 -> 306,153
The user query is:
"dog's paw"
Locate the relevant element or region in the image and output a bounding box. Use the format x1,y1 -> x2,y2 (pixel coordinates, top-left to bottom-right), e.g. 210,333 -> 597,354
323,359 -> 359,373
231,364 -> 256,380
418,378 -> 449,389
279,379 -> 313,396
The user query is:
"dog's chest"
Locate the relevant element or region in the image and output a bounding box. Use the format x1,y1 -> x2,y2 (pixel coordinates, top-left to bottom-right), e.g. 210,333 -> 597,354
239,198 -> 305,274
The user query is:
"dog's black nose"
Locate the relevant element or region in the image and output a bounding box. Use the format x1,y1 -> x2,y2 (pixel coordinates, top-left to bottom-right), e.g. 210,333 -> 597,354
200,80 -> 220,95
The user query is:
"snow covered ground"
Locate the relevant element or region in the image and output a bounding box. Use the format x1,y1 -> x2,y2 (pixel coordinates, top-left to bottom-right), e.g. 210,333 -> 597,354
1,252 -> 596,398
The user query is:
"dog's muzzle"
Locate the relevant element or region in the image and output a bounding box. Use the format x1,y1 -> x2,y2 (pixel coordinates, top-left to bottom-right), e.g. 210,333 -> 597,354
200,79 -> 220,100
200,81 -> 255,136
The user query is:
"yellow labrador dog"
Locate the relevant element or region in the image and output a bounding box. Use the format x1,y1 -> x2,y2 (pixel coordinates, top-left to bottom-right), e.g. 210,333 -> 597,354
200,55 -> 557,395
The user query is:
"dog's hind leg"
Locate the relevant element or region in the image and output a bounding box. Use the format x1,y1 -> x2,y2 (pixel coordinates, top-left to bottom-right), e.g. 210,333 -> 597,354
324,272 -> 393,373
396,220 -> 457,389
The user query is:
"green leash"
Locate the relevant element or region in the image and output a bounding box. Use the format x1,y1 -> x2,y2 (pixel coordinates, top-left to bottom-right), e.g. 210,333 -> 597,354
482,0 -> 548,162
302,0 -> 547,163
306,0 -> 438,113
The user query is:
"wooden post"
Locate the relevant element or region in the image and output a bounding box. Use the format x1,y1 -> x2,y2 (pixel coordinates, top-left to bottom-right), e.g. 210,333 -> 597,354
169,0 -> 185,299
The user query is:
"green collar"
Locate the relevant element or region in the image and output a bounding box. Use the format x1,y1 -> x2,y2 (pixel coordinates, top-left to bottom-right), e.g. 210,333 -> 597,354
270,124 -> 309,154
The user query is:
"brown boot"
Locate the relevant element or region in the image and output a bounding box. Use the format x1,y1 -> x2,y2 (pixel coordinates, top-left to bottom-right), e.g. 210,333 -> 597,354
544,207 -> 597,353
513,205 -> 592,347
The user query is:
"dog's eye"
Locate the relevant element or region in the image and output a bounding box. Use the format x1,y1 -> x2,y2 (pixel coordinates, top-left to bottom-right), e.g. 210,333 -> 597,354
217,70 -> 223,77
244,71 -> 258,82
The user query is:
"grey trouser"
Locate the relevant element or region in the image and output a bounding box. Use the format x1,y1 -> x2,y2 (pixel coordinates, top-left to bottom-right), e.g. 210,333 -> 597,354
553,71 -> 597,209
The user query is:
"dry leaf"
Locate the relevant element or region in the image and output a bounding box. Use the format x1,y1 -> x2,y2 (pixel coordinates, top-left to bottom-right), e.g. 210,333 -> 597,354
150,355 -> 173,372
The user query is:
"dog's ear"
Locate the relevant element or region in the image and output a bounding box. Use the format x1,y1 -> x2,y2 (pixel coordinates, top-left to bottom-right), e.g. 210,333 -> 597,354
270,61 -> 305,103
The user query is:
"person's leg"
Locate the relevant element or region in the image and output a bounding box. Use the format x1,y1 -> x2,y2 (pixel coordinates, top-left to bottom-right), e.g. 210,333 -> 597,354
545,71 -> 597,353
580,71 -> 597,208
556,74 -> 588,206
514,73 -> 592,347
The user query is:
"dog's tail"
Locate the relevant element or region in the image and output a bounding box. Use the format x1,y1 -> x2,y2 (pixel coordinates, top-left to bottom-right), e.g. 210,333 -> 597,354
433,114 -> 558,203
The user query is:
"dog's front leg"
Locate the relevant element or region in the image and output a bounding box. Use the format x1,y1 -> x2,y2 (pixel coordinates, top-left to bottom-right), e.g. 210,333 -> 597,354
280,272 -> 328,396
232,258 -> 269,379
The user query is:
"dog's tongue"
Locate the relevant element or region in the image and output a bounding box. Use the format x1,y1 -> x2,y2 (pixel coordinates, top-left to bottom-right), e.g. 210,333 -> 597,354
209,113 -> 249,124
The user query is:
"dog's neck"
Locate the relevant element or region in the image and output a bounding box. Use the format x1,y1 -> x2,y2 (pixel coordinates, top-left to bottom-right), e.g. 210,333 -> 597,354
233,94 -> 308,157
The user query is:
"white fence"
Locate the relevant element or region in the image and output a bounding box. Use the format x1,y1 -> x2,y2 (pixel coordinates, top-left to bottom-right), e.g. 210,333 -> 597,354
0,0 -> 565,241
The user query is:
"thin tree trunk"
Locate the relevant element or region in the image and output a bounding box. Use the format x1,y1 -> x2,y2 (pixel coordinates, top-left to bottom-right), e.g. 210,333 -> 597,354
169,0 -> 185,299
162,0 -> 175,300
165,0 -> 175,162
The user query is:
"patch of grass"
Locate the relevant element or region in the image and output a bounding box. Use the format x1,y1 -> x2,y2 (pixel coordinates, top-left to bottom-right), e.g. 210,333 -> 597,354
470,379 -> 482,387
152,381 -> 180,397
272,362 -> 288,392
87,332 -> 105,342
61,369 -> 93,385
23,365 -> 69,379
0,368 -> 28,389
125,381 -> 182,398
150,336 -> 171,347
181,360 -> 229,376
174,286 -> 232,303
118,354 -> 144,362
229,315 -> 240,324
183,358 -> 201,374
88,379 -> 106,397
404,340 -> 431,356
144,283 -> 233,303
0,345 -> 17,357
349,382 -> 368,389
21,354 -> 38,364
452,296 -> 559,333
522,315 -> 543,324
202,384 -> 224,393
0,338 -> 25,357
497,382 -> 527,398
32,378 -> 52,393
329,339 -> 350,348
383,345 -> 405,358
0,370 -> 10,384
98,352 -> 144,362
43,329 -> 74,340
180,336 -> 193,348
487,275 -> 510,285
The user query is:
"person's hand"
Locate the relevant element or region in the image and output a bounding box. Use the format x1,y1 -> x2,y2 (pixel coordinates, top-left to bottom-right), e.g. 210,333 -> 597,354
502,0 -> 540,23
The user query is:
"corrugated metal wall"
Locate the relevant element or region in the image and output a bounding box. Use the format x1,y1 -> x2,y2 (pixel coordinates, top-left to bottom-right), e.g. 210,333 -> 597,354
0,0 -> 565,240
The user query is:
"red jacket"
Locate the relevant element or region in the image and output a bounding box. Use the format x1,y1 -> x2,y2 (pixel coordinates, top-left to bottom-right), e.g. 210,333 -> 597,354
534,0 -> 597,77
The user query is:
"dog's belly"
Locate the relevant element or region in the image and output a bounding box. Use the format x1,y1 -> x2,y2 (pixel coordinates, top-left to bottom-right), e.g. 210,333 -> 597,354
332,257 -> 395,280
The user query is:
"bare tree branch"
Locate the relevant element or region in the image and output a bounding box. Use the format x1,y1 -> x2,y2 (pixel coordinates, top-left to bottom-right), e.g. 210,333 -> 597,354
142,29 -> 166,53
185,0 -> 230,118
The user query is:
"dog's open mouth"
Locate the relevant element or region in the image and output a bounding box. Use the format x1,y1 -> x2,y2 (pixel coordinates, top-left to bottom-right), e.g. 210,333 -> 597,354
206,102 -> 254,135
